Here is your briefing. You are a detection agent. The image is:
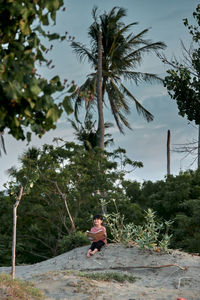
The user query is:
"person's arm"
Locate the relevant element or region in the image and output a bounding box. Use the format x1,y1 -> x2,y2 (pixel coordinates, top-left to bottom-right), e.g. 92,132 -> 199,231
102,226 -> 107,238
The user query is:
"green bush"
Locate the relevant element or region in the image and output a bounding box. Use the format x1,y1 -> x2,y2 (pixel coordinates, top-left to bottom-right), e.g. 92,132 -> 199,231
58,231 -> 90,253
104,208 -> 172,252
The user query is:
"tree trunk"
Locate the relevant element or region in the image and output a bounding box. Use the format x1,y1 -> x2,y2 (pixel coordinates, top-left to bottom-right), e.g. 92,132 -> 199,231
198,125 -> 200,168
11,186 -> 23,279
167,130 -> 170,175
97,30 -> 104,150
55,182 -> 76,232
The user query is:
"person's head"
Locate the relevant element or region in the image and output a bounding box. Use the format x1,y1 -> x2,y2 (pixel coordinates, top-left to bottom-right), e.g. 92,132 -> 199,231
93,214 -> 103,226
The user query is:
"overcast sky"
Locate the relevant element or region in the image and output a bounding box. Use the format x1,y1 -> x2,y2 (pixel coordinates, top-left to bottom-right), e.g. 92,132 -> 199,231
1,0 -> 199,189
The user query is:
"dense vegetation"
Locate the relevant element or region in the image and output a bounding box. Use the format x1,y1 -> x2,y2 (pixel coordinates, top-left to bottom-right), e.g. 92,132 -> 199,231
0,3 -> 200,269
0,140 -> 200,266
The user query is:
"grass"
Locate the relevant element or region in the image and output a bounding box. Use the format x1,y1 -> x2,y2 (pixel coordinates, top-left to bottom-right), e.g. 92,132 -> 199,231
0,273 -> 45,300
78,271 -> 137,283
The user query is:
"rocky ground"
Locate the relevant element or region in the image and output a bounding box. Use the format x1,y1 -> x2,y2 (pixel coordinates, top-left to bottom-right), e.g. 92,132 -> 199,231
0,244 -> 200,300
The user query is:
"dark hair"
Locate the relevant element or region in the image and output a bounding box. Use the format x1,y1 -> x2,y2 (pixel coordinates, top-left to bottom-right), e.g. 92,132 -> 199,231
93,214 -> 103,221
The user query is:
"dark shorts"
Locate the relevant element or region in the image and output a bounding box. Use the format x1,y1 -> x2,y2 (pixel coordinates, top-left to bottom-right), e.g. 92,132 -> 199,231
90,240 -> 105,251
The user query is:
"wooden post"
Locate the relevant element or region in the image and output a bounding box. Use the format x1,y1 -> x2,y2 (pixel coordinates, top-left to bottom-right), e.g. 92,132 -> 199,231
167,130 -> 170,176
198,125 -> 200,169
11,186 -> 23,279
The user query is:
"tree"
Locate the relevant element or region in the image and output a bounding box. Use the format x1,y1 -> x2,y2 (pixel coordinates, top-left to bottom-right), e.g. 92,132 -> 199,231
69,113 -> 114,150
161,4 -> 200,167
0,0 -> 72,144
5,157 -> 39,278
71,6 -> 166,142
1,141 -> 143,264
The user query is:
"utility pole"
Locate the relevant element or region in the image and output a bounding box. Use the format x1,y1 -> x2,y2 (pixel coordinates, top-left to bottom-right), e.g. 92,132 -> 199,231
198,125 -> 200,168
167,130 -> 171,175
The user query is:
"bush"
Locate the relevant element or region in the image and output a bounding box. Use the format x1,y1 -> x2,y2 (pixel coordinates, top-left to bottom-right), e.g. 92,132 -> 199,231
104,208 -> 173,252
58,231 -> 90,253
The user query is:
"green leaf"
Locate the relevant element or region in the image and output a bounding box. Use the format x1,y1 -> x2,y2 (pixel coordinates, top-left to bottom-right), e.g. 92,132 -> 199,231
67,85 -> 76,93
19,19 -> 31,35
27,98 -> 35,109
30,84 -> 41,96
41,13 -> 49,26
46,106 -> 60,122
50,76 -> 60,84
26,132 -> 32,143
62,96 -> 73,115
45,0 -> 62,11
14,117 -> 20,127
24,108 -> 32,117
47,33 -> 60,41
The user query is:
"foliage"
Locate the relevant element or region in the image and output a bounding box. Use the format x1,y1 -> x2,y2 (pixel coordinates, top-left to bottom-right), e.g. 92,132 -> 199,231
79,271 -> 136,283
1,159 -> 200,264
58,231 -> 90,254
0,141 -> 141,265
69,113 -> 114,150
0,0 -> 73,142
104,205 -> 172,252
71,6 -> 166,133
164,63 -> 200,124
123,169 -> 200,254
133,209 -> 172,252
163,4 -> 200,125
0,273 -> 44,300
0,192 -> 13,265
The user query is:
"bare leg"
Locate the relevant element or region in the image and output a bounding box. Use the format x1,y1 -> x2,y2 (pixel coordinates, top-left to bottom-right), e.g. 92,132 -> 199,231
87,249 -> 92,258
90,248 -> 98,256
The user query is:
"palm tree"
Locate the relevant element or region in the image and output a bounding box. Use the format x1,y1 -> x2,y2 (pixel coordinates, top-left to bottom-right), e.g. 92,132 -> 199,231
71,6 -> 166,135
69,113 -> 114,151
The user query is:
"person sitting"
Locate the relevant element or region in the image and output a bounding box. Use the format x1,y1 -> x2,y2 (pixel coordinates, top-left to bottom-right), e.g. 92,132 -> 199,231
87,214 -> 107,258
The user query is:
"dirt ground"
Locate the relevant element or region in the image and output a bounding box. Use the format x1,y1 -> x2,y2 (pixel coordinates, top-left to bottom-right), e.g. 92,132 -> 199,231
1,244 -> 200,300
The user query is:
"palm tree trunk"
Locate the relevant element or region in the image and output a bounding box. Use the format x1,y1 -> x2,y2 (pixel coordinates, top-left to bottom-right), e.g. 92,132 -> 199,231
97,30 -> 104,150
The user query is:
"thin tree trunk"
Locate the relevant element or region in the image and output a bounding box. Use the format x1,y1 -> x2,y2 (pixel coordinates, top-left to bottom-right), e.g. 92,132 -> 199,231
198,125 -> 200,168
55,182 -> 75,232
11,186 -> 23,279
97,30 -> 104,150
167,130 -> 170,175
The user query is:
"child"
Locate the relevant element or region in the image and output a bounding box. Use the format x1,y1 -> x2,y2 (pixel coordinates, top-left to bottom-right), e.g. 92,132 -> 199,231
87,214 -> 107,258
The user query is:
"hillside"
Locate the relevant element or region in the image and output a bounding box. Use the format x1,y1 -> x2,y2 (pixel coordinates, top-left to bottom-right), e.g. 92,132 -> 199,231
0,244 -> 200,299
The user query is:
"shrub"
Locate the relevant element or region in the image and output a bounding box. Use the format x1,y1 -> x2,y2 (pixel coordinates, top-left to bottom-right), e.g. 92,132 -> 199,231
58,231 -> 90,253
104,208 -> 173,252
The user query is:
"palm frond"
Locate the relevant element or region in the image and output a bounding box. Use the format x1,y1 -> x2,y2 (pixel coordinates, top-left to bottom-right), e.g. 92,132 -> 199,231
106,85 -> 124,133
72,76 -> 97,123
71,41 -> 95,64
122,71 -> 163,84
129,42 -> 166,60
92,6 -> 99,22
109,79 -> 130,113
120,83 -> 154,122
106,81 -> 132,133
108,23 -> 139,58
108,7 -> 127,24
